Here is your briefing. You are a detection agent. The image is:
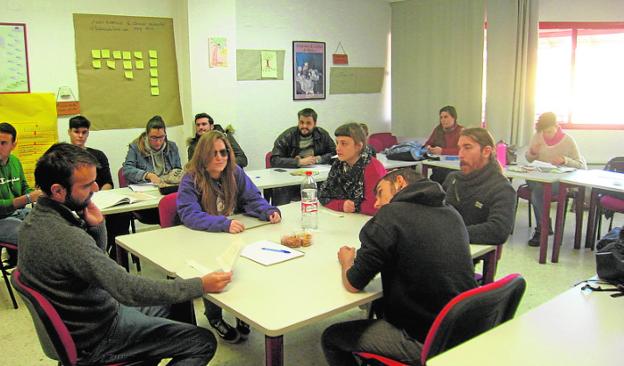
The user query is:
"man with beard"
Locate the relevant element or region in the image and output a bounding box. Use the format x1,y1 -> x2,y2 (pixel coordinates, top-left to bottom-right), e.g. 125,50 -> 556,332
17,143 -> 232,365
321,168 -> 476,365
443,127 -> 516,244
270,108 -> 336,205
187,112 -> 248,168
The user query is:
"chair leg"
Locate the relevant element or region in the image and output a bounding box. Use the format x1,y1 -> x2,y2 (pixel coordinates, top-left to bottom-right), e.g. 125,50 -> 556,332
608,216 -> 614,232
511,196 -> 519,234
130,217 -> 136,234
528,200 -> 532,227
132,255 -> 142,272
0,258 -> 18,309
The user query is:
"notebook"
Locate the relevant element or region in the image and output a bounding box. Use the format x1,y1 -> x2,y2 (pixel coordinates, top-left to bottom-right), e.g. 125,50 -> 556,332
228,214 -> 271,230
240,240 -> 304,266
91,190 -> 155,209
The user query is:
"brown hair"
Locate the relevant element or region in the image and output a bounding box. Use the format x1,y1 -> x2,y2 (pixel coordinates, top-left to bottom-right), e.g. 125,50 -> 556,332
460,127 -> 500,170
185,130 -> 237,215
535,112 -> 557,132
334,122 -> 366,150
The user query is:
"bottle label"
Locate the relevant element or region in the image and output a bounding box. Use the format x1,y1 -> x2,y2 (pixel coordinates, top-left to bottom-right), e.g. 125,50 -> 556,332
302,201 -> 318,213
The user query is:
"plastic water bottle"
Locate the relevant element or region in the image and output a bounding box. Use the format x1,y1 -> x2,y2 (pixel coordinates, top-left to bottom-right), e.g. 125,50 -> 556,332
301,171 -> 318,230
496,140 -> 508,167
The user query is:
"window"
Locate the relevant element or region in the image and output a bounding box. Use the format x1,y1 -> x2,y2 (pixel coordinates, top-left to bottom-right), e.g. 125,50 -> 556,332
536,22 -> 624,129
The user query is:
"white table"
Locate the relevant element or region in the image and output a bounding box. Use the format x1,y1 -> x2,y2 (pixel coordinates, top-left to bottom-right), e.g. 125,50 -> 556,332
116,203 -> 497,366
428,281 -> 624,366
555,169 -> 624,257
246,165 -> 331,190
376,153 -> 422,170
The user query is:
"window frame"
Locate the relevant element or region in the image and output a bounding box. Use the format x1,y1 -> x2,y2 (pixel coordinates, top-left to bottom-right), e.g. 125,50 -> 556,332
538,21 -> 624,130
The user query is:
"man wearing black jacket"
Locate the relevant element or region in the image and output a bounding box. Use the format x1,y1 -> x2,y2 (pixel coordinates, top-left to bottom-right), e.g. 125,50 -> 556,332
187,113 -> 248,168
322,168 -> 477,366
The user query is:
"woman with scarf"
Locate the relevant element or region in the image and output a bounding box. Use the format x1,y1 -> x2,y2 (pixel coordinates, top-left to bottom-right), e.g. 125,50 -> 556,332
525,112 -> 586,246
424,105 -> 463,184
177,130 -> 280,343
319,123 -> 386,216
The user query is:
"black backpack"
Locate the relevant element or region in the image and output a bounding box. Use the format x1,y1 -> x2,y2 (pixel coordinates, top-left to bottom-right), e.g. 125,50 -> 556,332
596,227 -> 624,285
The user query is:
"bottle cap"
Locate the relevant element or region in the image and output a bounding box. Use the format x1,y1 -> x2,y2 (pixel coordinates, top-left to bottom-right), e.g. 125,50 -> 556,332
305,171 -> 312,176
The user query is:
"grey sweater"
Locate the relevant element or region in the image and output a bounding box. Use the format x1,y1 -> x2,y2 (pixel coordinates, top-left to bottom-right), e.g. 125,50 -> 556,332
18,197 -> 203,352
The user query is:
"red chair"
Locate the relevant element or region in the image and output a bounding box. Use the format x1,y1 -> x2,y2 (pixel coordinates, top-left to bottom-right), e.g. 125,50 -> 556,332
0,242 -> 18,309
595,157 -> 624,239
10,269 -> 130,366
265,151 -> 272,168
515,183 -> 575,231
355,273 -> 526,366
368,132 -> 398,153
158,192 -> 179,228
264,152 -> 273,203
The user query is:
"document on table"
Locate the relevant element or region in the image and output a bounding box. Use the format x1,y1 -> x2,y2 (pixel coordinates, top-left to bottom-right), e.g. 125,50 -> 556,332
228,214 -> 271,230
216,243 -> 242,272
91,190 -> 156,209
241,240 -> 304,266
129,183 -> 158,192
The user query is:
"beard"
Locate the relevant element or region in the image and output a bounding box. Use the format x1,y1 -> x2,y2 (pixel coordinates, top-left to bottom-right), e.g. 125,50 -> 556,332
298,127 -> 312,137
64,192 -> 93,212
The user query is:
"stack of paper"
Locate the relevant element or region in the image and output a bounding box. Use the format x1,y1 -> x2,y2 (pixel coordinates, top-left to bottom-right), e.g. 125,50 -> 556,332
241,240 -> 304,266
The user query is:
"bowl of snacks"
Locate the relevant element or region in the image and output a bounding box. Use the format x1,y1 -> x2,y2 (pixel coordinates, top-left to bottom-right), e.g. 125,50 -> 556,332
280,232 -> 313,248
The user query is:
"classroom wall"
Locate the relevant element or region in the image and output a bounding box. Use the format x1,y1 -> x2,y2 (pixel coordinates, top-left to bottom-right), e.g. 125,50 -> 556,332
0,0 -> 192,187
539,0 -> 624,164
187,0 -> 391,169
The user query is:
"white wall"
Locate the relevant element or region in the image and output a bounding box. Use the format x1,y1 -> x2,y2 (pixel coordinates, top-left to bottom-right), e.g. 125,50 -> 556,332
187,0 -> 391,169
0,0 -> 191,186
539,0 -> 624,164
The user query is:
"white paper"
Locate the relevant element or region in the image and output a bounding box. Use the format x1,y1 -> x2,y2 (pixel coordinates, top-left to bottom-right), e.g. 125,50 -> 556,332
129,183 -> 158,192
240,240 -> 304,266
216,243 -> 242,272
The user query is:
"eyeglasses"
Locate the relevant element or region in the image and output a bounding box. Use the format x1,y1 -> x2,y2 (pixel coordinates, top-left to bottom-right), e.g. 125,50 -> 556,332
213,149 -> 229,158
148,135 -> 166,142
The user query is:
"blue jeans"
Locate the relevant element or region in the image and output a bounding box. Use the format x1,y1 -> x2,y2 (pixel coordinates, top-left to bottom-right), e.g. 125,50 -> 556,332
322,319 -> 423,366
527,181 -> 559,230
0,208 -> 30,245
80,305 -> 216,365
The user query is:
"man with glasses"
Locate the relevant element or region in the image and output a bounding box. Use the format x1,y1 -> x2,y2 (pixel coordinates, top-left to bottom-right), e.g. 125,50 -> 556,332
187,113 -> 248,168
123,115 -> 182,185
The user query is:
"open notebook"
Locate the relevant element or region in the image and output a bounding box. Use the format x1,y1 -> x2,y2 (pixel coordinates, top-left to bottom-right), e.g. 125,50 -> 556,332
91,190 -> 155,209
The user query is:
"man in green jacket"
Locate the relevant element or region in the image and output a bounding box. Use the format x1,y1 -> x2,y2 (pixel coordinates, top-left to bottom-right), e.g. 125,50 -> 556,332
0,122 -> 41,266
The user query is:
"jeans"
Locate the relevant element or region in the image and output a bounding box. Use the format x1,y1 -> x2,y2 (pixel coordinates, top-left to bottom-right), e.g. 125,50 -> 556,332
80,305 -> 216,366
527,181 -> 559,230
202,298 -> 223,321
321,319 -> 423,366
0,208 -> 30,265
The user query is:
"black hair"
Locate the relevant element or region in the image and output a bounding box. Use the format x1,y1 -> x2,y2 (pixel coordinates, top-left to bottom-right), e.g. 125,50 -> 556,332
0,122 -> 17,142
194,113 -> 214,125
35,143 -> 99,195
334,123 -> 366,146
297,108 -> 318,122
376,168 -> 423,192
146,115 -> 166,133
69,115 -> 91,129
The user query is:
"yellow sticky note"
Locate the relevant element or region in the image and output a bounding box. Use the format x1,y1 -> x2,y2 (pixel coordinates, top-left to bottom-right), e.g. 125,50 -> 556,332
101,49 -> 111,58
135,60 -> 144,69
106,60 -> 116,69
151,87 -> 160,96
125,71 -> 134,79
150,78 -> 159,87
149,50 -> 158,58
122,51 -> 131,60
149,59 -> 158,68
113,50 -> 122,59
91,49 -> 101,59
150,69 -> 158,77
134,51 -> 143,59
92,60 -> 102,69
123,61 -> 132,70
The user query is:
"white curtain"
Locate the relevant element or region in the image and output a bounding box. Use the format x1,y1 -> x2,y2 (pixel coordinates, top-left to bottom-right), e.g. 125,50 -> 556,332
391,0 -> 485,138
485,0 -> 539,146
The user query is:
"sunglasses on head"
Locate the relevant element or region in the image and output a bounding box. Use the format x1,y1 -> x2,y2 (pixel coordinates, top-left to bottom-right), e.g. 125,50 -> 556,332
213,148 -> 229,158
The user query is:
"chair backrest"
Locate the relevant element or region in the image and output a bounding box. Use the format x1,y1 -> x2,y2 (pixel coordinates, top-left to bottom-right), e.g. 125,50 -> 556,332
117,167 -> 128,188
10,269 -> 78,366
368,132 -> 398,153
604,157 -> 624,174
265,151 -> 272,168
158,192 -> 179,228
420,273 -> 526,364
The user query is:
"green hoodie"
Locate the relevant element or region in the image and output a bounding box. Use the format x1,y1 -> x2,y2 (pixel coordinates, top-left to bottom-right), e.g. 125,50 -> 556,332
0,154 -> 31,218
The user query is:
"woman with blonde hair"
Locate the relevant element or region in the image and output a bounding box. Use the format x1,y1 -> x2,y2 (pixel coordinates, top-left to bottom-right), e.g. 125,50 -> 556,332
177,130 -> 280,342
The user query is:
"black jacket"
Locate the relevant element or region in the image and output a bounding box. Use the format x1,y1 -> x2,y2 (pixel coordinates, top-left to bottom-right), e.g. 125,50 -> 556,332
347,179 -> 477,341
443,160 -> 516,244
187,124 -> 248,168
270,126 -> 336,168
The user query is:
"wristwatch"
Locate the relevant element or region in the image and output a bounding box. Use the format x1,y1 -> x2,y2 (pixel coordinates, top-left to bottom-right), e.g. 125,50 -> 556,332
25,193 -> 32,205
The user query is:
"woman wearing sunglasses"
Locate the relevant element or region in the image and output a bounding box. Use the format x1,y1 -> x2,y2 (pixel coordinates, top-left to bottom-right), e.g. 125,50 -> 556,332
177,130 -> 281,343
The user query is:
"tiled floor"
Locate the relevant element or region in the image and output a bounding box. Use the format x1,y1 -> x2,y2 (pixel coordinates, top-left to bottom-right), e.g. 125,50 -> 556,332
0,202 -> 607,365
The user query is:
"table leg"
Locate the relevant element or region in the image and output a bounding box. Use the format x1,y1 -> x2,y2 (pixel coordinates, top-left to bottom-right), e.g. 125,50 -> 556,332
422,164 -> 429,178
538,184 -> 552,264
552,183 -> 568,263
482,248 -> 498,284
574,187 -> 585,250
115,244 -> 130,272
585,189 -> 599,249
265,335 -> 284,366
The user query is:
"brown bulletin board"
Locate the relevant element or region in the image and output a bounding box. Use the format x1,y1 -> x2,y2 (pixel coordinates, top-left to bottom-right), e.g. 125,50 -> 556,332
329,67 -> 385,94
73,14 -> 182,130
236,49 -> 285,81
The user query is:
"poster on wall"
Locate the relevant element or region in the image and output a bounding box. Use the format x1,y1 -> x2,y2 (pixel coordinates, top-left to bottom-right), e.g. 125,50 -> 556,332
209,37 -> 228,68
292,41 -> 325,100
0,23 -> 30,93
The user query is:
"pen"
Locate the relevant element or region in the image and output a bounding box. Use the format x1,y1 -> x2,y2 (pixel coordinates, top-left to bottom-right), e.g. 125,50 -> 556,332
261,247 -> 291,254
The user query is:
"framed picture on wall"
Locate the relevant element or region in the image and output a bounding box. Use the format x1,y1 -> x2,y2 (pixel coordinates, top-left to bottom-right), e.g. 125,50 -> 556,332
292,41 -> 325,100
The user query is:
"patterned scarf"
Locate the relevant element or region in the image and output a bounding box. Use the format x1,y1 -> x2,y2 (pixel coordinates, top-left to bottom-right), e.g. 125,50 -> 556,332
319,150 -> 372,212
